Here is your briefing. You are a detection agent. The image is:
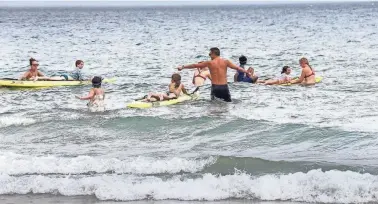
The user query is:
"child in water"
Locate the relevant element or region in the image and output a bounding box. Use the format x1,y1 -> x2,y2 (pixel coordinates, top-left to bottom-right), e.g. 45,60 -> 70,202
76,76 -> 105,112
259,66 -> 292,85
144,73 -> 188,102
234,55 -> 259,83
49,60 -> 87,81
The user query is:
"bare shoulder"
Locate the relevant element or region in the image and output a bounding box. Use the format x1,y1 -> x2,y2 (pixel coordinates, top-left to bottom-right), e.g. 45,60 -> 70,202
224,59 -> 232,65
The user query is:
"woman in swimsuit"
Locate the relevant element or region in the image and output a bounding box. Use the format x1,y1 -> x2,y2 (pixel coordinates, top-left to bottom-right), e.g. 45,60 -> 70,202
20,58 -> 50,81
260,66 -> 292,85
144,73 -> 188,102
290,57 -> 316,85
76,76 -> 105,112
192,66 -> 211,87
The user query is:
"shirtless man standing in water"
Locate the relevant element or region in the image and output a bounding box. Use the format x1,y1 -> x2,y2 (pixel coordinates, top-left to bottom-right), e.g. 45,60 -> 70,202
178,47 -> 248,102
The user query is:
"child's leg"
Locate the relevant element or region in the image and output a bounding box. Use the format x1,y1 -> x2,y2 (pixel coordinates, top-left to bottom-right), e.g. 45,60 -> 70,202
264,79 -> 279,85
48,76 -> 66,81
163,93 -> 178,100
147,93 -> 166,101
48,74 -> 73,81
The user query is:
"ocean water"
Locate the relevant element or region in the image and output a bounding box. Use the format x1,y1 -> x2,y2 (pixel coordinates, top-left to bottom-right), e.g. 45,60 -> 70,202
1,2 -> 378,203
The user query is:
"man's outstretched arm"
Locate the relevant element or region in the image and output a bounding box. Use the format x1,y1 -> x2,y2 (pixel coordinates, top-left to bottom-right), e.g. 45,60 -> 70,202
226,60 -> 248,74
178,61 -> 209,71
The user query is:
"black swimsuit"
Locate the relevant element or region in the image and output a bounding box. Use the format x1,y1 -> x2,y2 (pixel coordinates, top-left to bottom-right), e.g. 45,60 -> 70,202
211,84 -> 232,102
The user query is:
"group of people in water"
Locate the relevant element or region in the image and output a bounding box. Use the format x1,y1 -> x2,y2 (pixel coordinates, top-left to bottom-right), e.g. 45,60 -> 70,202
20,58 -> 105,111
174,47 -> 315,102
18,47 -> 316,110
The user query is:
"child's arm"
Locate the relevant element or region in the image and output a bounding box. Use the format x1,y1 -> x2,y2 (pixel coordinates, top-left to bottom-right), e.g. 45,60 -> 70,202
181,84 -> 188,95
168,83 -> 176,93
78,71 -> 85,81
76,89 -> 95,100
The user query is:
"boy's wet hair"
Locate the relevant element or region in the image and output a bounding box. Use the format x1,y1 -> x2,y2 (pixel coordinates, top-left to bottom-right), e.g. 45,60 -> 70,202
76,60 -> 84,67
171,73 -> 181,88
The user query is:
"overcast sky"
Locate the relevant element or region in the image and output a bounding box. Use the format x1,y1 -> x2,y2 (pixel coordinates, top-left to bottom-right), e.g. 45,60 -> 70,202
0,0 -> 373,7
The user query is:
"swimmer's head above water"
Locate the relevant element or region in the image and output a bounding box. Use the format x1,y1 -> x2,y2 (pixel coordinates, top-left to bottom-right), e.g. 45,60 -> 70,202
171,73 -> 181,88
29,58 -> 39,71
76,60 -> 84,69
299,57 -> 311,68
281,66 -> 292,74
209,47 -> 220,60
239,55 -> 247,66
92,76 -> 102,88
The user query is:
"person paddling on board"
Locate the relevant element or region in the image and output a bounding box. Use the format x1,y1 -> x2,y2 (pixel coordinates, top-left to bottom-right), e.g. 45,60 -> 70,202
290,57 -> 316,85
258,66 -> 293,85
76,76 -> 105,112
178,47 -> 248,102
143,73 -> 189,102
20,58 -> 50,81
49,60 -> 87,81
192,61 -> 212,87
234,55 -> 259,84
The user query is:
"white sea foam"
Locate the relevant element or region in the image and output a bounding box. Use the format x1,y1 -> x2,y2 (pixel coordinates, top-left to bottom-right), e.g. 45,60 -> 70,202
0,152 -> 215,175
0,169 -> 377,203
0,116 -> 36,128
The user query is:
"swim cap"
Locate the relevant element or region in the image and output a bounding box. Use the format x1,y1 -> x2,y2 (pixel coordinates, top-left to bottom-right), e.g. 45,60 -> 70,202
92,76 -> 102,87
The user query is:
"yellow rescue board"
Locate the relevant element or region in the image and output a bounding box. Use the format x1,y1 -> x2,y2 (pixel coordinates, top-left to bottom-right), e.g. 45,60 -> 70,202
127,93 -> 200,109
280,76 -> 323,86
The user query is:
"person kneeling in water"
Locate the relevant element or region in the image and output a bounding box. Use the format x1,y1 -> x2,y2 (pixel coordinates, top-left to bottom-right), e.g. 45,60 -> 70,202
260,66 -> 292,85
144,73 -> 188,102
76,76 -> 105,112
290,57 -> 316,85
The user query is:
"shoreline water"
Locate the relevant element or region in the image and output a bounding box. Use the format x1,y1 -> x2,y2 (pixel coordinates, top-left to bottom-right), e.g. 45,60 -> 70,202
0,195 -> 304,204
0,1 -> 375,8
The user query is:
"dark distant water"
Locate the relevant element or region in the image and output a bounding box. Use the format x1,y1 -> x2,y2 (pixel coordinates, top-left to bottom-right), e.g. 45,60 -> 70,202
1,2 -> 378,203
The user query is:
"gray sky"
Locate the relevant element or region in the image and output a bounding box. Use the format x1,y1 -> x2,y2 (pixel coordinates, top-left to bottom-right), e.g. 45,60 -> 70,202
0,0 -> 373,7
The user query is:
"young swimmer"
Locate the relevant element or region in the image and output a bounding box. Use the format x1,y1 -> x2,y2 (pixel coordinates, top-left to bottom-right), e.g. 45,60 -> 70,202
49,60 -> 86,81
290,57 -> 316,85
234,55 -> 259,83
242,67 -> 259,83
20,58 -> 50,81
192,65 -> 211,87
76,76 -> 105,112
260,66 -> 293,85
144,73 -> 188,102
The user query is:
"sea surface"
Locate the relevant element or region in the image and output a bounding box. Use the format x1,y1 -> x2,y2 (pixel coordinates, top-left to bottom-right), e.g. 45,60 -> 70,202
1,2 -> 378,204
